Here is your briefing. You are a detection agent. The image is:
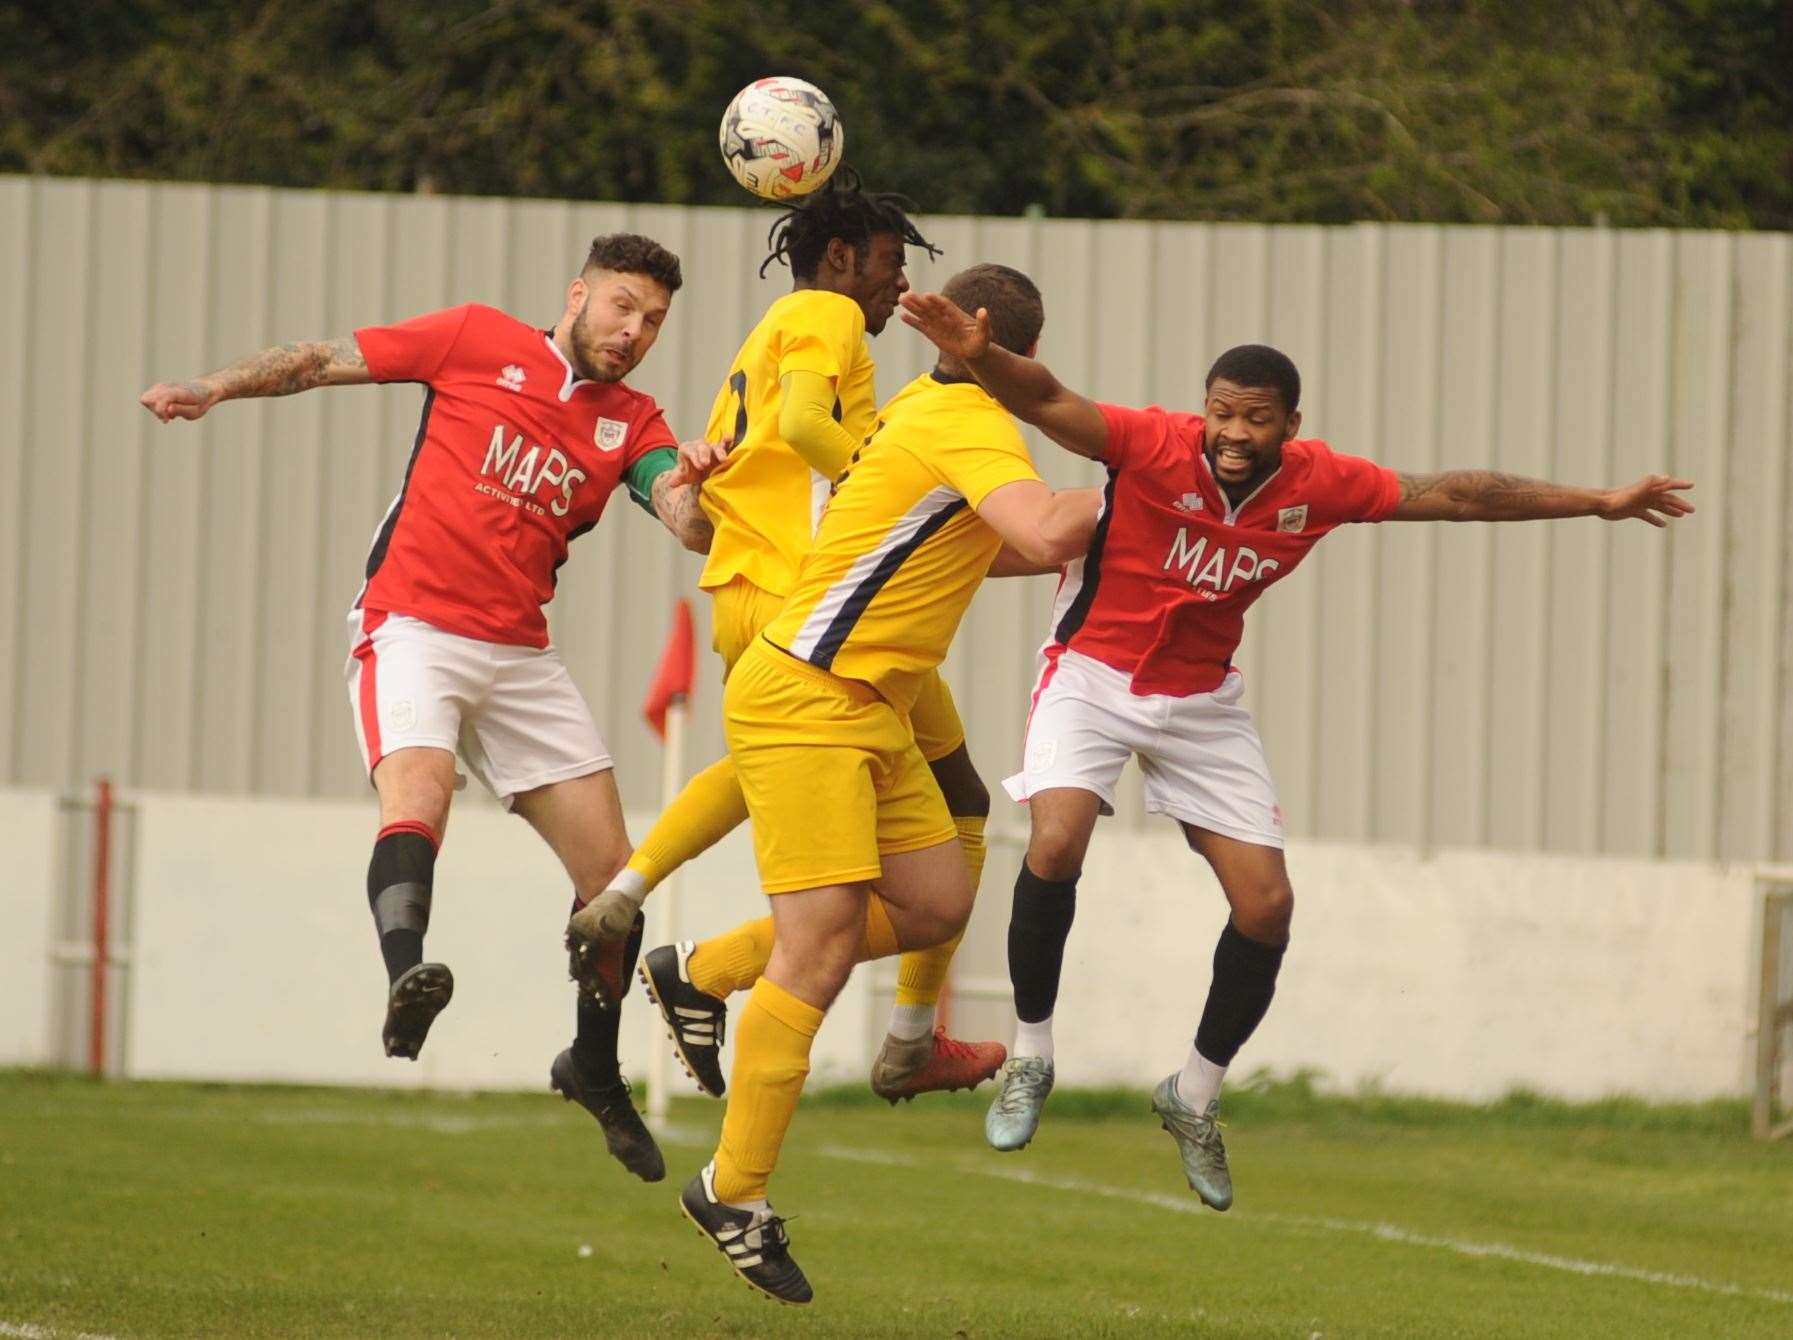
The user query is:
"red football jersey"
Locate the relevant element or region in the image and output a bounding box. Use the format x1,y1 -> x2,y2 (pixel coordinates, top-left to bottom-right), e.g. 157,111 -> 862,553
352,304 -> 676,647
1043,403 -> 1400,697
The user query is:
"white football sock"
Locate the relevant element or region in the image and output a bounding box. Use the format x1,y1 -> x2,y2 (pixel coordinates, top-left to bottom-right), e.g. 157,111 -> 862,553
723,1195 -> 771,1214
1012,1015 -> 1055,1062
1175,1046 -> 1226,1110
887,1002 -> 936,1041
606,867 -> 649,900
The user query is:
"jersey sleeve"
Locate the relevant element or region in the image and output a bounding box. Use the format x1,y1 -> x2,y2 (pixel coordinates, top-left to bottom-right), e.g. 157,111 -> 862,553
354,304 -> 474,384
1317,442 -> 1402,523
620,447 -> 678,518
935,421 -> 1043,509
774,292 -> 866,383
1095,402 -> 1181,469
624,401 -> 678,470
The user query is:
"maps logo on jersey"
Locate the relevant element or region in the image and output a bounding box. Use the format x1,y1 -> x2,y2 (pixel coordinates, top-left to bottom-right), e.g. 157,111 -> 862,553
594,417 -> 628,453
1276,505 -> 1308,533
481,424 -> 588,517
1173,492 -> 1204,513
1162,527 -> 1282,597
497,364 -> 526,392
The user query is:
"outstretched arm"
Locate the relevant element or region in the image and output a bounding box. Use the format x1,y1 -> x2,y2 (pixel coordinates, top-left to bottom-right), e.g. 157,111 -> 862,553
1390,470 -> 1694,526
899,292 -> 1109,461
140,335 -> 374,422
989,487 -> 1104,576
975,480 -> 1091,569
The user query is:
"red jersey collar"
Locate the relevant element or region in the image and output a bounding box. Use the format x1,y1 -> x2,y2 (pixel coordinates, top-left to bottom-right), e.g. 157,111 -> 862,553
541,328 -> 592,403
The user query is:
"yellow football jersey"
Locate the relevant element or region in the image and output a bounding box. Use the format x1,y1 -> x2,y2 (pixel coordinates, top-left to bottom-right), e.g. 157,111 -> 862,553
698,289 -> 877,596
764,373 -> 1041,713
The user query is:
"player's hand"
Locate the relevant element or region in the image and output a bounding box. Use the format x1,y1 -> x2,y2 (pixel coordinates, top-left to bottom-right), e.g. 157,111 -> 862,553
139,380 -> 219,423
899,291 -> 991,362
1598,474 -> 1695,527
668,436 -> 729,488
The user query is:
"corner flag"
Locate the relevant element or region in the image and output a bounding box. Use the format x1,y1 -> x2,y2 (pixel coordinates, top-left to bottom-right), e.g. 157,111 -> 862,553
643,598 -> 696,740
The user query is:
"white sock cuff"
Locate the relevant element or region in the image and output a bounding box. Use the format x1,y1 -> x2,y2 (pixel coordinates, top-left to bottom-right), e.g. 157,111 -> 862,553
887,1002 -> 936,1041
1012,1015 -> 1055,1062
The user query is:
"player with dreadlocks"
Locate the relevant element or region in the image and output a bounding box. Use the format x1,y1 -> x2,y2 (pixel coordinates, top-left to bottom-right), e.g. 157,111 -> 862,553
566,177 -> 1011,1106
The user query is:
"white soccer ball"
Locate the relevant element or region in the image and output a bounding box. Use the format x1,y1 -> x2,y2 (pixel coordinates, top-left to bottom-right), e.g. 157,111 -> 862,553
719,77 -> 844,201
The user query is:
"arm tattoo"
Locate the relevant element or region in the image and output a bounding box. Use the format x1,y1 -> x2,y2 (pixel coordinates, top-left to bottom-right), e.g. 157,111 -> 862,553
203,335 -> 365,401
653,471 -> 714,553
1398,470 -> 1584,520
1401,471 -> 1546,511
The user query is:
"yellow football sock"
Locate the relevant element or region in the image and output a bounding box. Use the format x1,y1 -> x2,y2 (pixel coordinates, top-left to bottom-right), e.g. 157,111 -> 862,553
686,896 -> 899,999
624,756 -> 749,890
687,915 -> 774,999
895,813 -> 987,1008
713,977 -> 824,1203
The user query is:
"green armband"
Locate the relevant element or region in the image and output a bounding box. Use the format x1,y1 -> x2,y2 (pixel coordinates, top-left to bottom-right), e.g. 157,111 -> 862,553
622,447 -> 679,518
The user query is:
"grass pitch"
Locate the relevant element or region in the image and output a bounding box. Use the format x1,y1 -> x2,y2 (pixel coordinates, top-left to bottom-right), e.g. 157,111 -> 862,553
3,1070 -> 1791,1338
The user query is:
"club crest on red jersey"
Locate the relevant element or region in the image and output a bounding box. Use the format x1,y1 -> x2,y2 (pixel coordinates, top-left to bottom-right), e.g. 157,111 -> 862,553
1276,505 -> 1308,532
595,417 -> 628,452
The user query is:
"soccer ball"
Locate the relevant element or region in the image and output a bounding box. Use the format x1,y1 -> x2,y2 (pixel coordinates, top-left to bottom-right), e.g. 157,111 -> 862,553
719,77 -> 844,201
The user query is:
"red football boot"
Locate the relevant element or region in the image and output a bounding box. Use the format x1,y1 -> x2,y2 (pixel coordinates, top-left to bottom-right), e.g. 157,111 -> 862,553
870,1026 -> 1007,1104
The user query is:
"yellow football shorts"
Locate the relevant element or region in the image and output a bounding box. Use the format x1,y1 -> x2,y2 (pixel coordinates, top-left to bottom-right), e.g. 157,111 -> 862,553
724,636 -> 957,894
711,575 -> 965,761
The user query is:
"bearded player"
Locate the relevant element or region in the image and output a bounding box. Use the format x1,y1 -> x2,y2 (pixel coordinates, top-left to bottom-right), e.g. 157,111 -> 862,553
139,234 -> 714,1182
565,183 -> 1007,1103
901,288 -> 1694,1211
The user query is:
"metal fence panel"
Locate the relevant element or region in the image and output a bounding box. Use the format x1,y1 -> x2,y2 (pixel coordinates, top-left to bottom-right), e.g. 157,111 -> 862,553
4,175 -> 1790,864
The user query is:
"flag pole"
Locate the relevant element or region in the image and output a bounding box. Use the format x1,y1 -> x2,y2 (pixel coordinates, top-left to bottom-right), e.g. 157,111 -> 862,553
641,597 -> 696,1130
647,693 -> 687,1129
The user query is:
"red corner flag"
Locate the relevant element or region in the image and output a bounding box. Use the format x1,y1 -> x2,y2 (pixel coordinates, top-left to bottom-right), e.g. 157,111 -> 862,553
643,599 -> 697,740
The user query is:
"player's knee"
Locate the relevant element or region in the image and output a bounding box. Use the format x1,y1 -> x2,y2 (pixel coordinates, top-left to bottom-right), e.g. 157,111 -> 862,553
1026,823 -> 1085,883
376,755 -> 455,832
908,900 -> 970,950
1232,879 -> 1294,945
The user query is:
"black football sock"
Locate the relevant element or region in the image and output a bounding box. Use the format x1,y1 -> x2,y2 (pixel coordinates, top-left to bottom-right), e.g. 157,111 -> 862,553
570,902 -> 644,1080
1193,920 -> 1287,1066
1007,862 -> 1079,1023
366,822 -> 438,984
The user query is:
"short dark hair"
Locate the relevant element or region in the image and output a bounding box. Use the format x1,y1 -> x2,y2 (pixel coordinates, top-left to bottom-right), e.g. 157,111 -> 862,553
941,264 -> 1044,356
761,172 -> 940,280
1205,344 -> 1300,412
584,233 -> 683,293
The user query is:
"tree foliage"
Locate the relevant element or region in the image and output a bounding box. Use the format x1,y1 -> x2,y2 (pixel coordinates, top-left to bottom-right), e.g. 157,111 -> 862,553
3,0 -> 1788,227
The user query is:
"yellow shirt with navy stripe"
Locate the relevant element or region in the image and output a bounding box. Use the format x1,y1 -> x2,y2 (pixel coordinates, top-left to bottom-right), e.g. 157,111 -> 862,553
765,373 -> 1041,714
698,289 -> 877,597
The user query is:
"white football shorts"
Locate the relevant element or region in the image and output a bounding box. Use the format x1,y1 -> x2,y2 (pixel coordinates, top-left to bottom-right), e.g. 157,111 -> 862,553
1002,647 -> 1285,849
344,610 -> 612,810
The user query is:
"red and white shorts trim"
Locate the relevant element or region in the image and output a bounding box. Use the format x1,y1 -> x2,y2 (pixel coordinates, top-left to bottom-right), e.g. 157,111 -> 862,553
344,610 -> 611,810
1002,647 -> 1285,849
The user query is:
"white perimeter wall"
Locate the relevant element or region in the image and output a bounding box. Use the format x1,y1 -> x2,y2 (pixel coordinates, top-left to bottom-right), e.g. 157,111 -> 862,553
1,786 -> 1765,1103
0,789 -> 59,1066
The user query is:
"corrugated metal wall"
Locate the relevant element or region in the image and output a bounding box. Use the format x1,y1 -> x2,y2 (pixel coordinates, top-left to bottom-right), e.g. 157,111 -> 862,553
3,175 -> 1789,862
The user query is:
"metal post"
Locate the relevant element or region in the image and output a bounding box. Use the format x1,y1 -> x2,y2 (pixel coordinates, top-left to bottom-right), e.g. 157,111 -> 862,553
89,777 -> 114,1078
646,697 -> 688,1128
1757,888 -> 1792,1140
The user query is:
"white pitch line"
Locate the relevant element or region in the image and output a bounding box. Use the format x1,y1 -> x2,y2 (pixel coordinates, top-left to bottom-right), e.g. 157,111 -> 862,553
816,1144 -> 1793,1310
1,1321 -> 122,1340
